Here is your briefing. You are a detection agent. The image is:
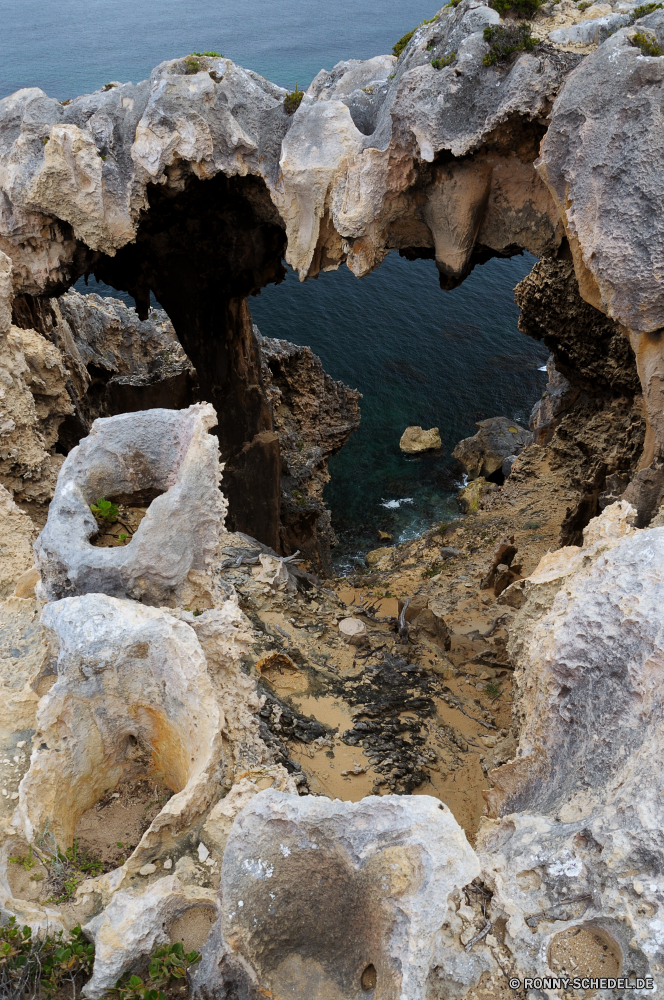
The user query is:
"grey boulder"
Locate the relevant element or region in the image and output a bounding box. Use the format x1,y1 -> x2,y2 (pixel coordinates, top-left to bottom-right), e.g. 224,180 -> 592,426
453,416 -> 531,479
34,403 -> 228,608
191,789 -> 479,1000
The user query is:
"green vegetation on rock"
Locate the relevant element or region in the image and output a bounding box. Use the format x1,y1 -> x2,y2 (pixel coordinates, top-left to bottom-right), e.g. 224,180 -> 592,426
431,52 -> 456,68
483,22 -> 539,65
183,55 -> 200,74
284,83 -> 304,115
393,14 -> 439,57
631,28 -> 664,52
0,917 -> 94,1000
193,50 -> 222,56
490,0 -> 541,16
633,2 -> 664,16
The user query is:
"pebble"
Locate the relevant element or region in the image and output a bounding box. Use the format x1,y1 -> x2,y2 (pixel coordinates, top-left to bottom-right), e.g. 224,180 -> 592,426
163,858 -> 173,869
16,741 -> 26,748
139,864 -> 157,876
198,842 -> 210,862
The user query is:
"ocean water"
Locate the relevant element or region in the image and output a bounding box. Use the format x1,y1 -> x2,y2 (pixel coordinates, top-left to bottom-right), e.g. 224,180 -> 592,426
2,0 -> 548,567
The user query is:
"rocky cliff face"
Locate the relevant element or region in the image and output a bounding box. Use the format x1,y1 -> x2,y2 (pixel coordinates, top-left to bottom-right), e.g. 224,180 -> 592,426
516,254 -> 646,542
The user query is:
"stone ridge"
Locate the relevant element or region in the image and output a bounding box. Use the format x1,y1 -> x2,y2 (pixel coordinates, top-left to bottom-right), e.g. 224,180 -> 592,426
0,0 -> 575,297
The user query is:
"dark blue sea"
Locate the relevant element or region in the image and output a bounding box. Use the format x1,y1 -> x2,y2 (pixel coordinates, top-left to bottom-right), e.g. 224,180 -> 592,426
0,0 -> 548,568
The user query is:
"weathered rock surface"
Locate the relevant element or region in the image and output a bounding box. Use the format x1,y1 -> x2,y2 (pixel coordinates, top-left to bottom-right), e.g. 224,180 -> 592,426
453,417 -> 531,480
0,250 -> 72,502
0,485 -> 36,596
457,476 -> 497,513
475,503 -> 664,989
35,403 -> 228,607
400,425 -> 442,453
516,255 -> 646,540
257,327 -> 361,574
13,289 -> 197,448
191,790 -> 479,1000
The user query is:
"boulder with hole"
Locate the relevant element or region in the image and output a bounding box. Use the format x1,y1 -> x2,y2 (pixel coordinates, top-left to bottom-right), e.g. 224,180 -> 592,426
190,789 -> 479,1000
34,403 -> 228,609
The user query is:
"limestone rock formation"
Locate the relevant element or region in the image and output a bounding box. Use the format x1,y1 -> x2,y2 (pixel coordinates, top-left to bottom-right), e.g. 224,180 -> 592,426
475,502 -> 664,989
34,403 -> 228,607
516,255 -> 646,540
457,476 -> 497,513
400,426 -> 442,453
190,790 -> 479,1000
257,327 -> 361,573
0,485 -> 36,596
453,417 -> 531,480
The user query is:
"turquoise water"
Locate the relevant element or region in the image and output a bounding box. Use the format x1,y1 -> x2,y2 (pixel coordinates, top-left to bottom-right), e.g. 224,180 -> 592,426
3,0 -> 548,567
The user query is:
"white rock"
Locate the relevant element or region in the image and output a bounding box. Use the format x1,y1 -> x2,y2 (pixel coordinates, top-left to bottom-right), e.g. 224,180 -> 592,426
139,864 -> 157,876
34,403 -> 228,608
338,617 -> 368,646
198,842 -> 210,863
191,790 -> 479,999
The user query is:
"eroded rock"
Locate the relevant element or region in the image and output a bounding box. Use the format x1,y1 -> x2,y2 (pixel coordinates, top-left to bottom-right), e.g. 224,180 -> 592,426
400,425 -> 442,453
453,417 -> 531,480
191,790 -> 479,1000
35,403 -> 228,608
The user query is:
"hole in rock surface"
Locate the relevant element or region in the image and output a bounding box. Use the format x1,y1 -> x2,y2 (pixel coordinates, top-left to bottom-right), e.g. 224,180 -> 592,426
88,487 -> 165,548
74,770 -> 174,869
549,925 -> 622,979
169,905 -> 218,953
361,964 -> 378,991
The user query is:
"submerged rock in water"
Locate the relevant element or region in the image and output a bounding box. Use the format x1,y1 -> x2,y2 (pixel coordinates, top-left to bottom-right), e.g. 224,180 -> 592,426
399,425 -> 442,453
453,417 -> 531,480
191,790 -> 479,1000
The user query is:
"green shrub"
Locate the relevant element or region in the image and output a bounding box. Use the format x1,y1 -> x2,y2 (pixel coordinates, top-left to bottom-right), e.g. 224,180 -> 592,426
183,55 -> 200,74
0,918 -> 94,1000
490,0 -> 541,16
193,50 -> 222,56
633,2 -> 664,16
284,83 -> 304,114
108,942 -> 201,1000
393,28 -> 416,56
422,563 -> 443,578
431,52 -> 456,68
631,28 -> 664,52
483,22 -> 539,64
393,13 -> 439,57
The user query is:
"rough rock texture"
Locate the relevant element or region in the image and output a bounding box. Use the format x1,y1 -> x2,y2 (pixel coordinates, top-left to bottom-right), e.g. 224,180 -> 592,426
457,477 -> 497,513
257,327 -> 361,574
0,251 -> 72,502
516,255 -> 646,541
15,594 -> 222,853
0,3 -> 581,545
0,484 -> 36,596
12,289 -> 197,448
453,417 -> 530,480
474,503 -> 664,990
191,790 -> 479,1000
399,425 -> 442,453
35,403 -> 228,607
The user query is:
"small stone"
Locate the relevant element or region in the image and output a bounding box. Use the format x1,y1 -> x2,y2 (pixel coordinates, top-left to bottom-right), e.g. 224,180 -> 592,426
10,792 -> 18,800
378,530 -> 393,542
16,741 -> 26,748
633,879 -> 644,895
163,858 -> 172,869
365,546 -> 394,568
198,842 -> 210,862
338,618 -> 368,646
139,864 -> 157,876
